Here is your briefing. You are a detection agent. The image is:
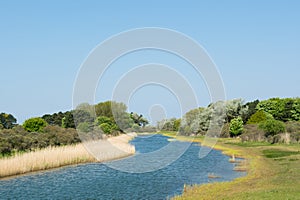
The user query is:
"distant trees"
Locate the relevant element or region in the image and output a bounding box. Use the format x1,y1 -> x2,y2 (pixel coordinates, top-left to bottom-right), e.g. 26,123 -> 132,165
0,113 -> 17,129
157,118 -> 181,132
177,99 -> 248,135
157,97 -> 300,144
241,100 -> 259,122
256,98 -> 300,121
23,117 -> 48,132
0,125 -> 80,156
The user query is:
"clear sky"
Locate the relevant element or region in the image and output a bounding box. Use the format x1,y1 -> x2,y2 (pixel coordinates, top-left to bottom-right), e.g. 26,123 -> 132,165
1,1 -> 300,123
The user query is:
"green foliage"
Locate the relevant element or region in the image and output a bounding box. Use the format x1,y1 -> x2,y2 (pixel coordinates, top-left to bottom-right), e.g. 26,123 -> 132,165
157,118 -> 180,132
95,116 -> 113,126
262,149 -> 300,158
247,110 -> 273,124
259,119 -> 286,137
95,101 -> 127,118
229,117 -> 244,136
257,97 -> 300,122
0,125 -> 80,156
130,112 -> 148,127
0,113 -> 17,129
42,111 -> 75,128
99,123 -> 112,134
241,100 -> 259,123
77,122 -> 93,133
291,98 -> 300,121
23,117 -> 48,132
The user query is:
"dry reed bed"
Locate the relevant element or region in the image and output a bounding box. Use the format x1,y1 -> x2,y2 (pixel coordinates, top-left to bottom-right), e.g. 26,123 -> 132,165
0,133 -> 136,178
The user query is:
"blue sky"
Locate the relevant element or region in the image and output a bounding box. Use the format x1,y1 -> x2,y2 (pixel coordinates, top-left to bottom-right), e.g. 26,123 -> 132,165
1,1 -> 300,123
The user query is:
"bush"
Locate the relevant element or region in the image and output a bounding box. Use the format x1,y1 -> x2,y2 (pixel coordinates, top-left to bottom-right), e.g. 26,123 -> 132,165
247,110 -> 273,124
241,124 -> 266,142
259,119 -> 286,137
23,117 -> 48,132
99,123 -> 112,134
285,121 -> 300,133
230,117 -> 244,137
77,122 -> 93,133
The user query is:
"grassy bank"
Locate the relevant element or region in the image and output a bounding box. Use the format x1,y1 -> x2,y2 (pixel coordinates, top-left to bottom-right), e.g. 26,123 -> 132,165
160,132 -> 300,199
0,133 -> 136,179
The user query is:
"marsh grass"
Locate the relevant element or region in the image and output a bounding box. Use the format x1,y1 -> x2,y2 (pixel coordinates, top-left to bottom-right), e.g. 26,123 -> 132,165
0,133 -> 136,178
0,144 -> 95,178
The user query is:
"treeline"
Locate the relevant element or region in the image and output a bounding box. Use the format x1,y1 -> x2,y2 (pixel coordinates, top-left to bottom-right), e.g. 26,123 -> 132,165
158,98 -> 300,144
0,101 -> 154,156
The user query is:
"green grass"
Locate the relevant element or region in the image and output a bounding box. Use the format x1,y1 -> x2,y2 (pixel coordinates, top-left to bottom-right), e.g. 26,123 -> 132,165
225,141 -> 271,147
262,149 -> 300,158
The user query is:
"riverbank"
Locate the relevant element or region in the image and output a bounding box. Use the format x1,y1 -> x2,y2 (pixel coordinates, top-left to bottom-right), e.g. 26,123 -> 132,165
160,132 -> 300,200
0,133 -> 136,179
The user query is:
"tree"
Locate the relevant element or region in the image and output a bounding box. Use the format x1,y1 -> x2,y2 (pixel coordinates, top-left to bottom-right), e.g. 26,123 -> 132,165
241,100 -> 259,123
291,98 -> 300,121
259,119 -> 285,137
61,111 -> 75,128
23,117 -> 48,132
130,112 -> 149,127
0,113 -> 17,129
95,101 -> 127,118
247,110 -> 273,124
77,122 -> 93,133
99,123 -> 112,134
230,117 -> 244,137
225,99 -> 247,123
72,109 -> 94,126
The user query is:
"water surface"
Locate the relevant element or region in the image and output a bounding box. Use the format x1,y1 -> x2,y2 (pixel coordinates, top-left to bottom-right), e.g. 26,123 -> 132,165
0,134 -> 246,199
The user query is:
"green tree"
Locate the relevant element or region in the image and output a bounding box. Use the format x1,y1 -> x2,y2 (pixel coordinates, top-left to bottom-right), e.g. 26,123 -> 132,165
77,122 -> 92,133
95,116 -> 113,126
230,117 -> 244,137
241,100 -> 259,123
291,98 -> 300,121
99,123 -> 112,134
23,117 -> 48,132
0,113 -> 17,129
247,110 -> 273,124
259,119 -> 286,137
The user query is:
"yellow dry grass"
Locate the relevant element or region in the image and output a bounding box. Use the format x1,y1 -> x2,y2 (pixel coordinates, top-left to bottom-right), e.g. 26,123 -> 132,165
0,133 -> 137,178
0,144 -> 95,178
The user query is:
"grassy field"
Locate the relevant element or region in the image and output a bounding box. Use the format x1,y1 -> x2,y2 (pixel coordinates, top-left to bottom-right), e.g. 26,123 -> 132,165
160,132 -> 300,200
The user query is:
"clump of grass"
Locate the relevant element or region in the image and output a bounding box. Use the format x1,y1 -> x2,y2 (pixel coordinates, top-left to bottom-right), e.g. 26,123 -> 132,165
226,141 -> 271,147
0,144 -> 95,178
0,134 -> 136,178
262,149 -> 300,158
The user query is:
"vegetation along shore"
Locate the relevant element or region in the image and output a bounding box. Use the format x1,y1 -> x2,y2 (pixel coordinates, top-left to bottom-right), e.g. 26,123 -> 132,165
161,132 -> 300,200
1,97 -> 300,199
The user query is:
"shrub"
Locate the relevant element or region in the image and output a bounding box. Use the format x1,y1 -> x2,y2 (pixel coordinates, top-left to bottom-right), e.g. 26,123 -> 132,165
241,124 -> 266,142
259,119 -> 286,137
99,123 -> 112,134
23,117 -> 48,132
230,117 -> 244,137
77,122 -> 93,133
247,110 -> 273,124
